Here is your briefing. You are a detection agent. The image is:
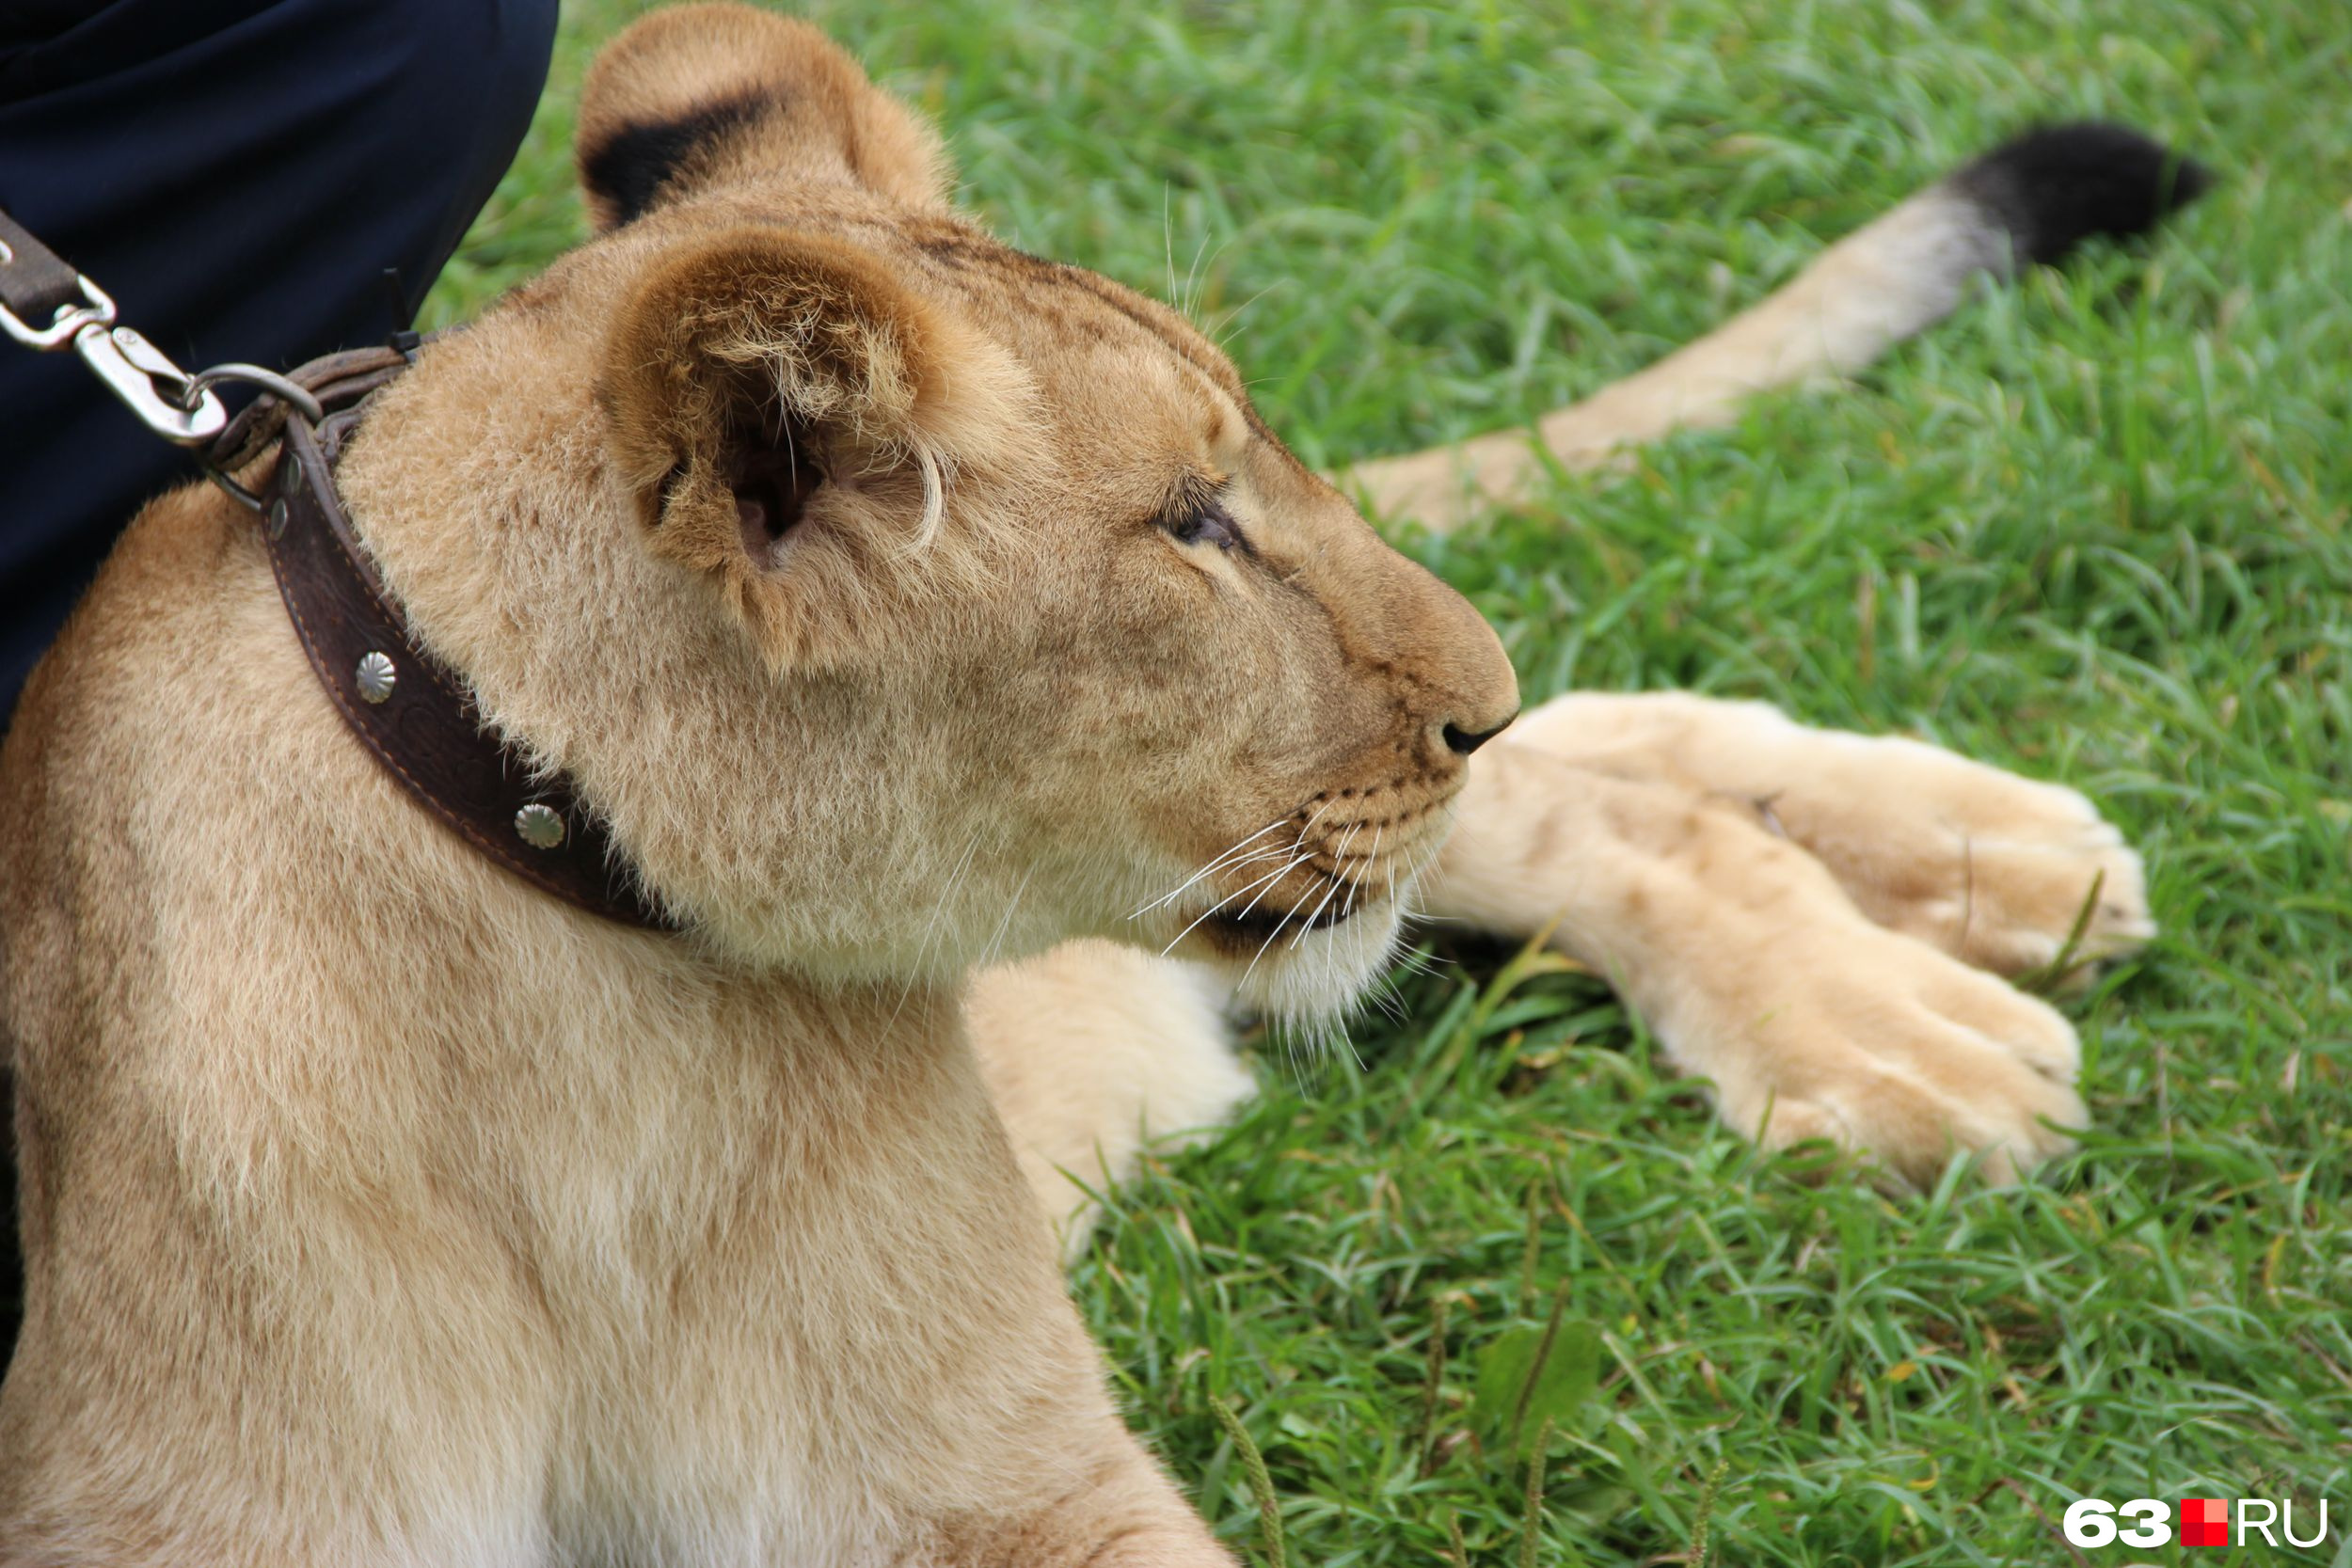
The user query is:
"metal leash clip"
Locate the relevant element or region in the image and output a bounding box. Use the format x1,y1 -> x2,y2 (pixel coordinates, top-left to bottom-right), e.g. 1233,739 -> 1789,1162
0,262 -> 230,445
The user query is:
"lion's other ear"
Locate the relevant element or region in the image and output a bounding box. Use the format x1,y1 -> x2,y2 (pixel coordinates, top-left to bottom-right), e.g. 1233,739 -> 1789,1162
577,3 -> 950,230
600,226 -> 1029,657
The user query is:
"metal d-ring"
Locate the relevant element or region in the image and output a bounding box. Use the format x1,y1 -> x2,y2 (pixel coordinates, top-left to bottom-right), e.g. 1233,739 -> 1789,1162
202,462 -> 268,513
184,363 -> 326,424
190,363 -> 329,511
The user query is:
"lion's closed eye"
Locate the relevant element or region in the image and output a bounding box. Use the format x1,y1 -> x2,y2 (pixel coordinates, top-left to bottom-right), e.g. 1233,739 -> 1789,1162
1155,474 -> 1248,553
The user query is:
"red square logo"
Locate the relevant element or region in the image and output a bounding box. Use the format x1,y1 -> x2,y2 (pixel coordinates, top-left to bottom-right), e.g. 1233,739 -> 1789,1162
2180,1497 -> 2231,1547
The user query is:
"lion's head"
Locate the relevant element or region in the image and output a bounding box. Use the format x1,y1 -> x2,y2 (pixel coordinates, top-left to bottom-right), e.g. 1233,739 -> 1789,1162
337,2 -> 1517,1017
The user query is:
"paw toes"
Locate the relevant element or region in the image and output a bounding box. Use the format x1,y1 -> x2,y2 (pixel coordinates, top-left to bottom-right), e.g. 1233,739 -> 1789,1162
1925,837 -> 2155,980
1753,1096 -> 1858,1155
2080,847 -> 2155,953
1923,979 -> 2082,1083
1843,1067 -> 2078,1189
1907,1024 -> 2088,1178
1733,993 -> 2086,1192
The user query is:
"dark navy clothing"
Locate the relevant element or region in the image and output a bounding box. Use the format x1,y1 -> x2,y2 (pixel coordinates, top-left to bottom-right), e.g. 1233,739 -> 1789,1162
0,0 -> 559,723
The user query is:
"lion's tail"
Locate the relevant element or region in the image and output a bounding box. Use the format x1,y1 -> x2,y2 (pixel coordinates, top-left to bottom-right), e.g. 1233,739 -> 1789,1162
1342,123 -> 2208,531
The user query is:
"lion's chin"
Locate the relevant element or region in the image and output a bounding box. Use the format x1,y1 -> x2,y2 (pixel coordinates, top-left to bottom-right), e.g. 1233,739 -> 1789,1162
1182,895 -> 1406,1025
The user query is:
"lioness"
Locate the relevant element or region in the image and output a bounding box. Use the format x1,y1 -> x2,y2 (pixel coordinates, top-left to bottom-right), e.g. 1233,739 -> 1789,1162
0,5 -> 2185,1561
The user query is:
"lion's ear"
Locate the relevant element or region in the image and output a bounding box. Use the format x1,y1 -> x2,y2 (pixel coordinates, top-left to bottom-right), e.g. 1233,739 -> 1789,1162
600,226 -> 1026,660
577,3 -> 950,231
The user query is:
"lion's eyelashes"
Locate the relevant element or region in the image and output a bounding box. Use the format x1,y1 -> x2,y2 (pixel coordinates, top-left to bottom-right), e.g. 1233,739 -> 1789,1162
1157,473 -> 1248,553
1165,499 -> 1244,552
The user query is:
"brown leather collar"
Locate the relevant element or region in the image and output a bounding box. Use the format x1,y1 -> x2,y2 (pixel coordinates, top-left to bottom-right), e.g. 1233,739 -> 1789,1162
215,350 -> 677,932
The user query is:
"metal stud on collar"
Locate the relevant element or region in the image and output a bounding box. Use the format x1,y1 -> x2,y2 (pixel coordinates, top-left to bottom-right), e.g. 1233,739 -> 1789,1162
514,803 -> 566,849
354,651 -> 397,704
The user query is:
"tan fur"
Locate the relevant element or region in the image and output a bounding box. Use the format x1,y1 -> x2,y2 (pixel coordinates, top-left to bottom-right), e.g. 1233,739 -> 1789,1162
0,7 -> 2149,1562
1422,708 -> 2117,1188
1340,187 -> 2027,530
965,944 -> 1251,1259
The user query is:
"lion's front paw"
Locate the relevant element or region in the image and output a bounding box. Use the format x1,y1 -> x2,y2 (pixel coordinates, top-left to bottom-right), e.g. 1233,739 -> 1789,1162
1507,695 -> 2155,985
1662,916 -> 2089,1187
1771,733 -> 2156,986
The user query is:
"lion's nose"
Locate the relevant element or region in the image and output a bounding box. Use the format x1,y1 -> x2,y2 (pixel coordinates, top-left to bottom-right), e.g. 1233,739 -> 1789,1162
1441,716 -> 1514,755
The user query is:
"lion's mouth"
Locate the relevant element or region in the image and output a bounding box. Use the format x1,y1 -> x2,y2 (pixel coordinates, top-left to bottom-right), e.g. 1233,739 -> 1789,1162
1161,790 -> 1451,958
1200,895 -> 1362,945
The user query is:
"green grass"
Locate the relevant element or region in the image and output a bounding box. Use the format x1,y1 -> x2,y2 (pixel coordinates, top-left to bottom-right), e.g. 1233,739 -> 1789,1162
428,0 -> 2342,1560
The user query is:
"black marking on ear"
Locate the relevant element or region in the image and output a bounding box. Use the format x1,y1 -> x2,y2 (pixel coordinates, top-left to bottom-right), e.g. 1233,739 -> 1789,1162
580,91 -> 778,227
1949,122 -> 2209,266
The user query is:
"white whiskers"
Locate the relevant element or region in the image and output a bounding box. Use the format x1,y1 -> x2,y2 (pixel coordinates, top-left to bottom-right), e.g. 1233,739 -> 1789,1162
1128,816 -> 1288,921
1158,849 -> 1314,958
1287,821 -> 1364,949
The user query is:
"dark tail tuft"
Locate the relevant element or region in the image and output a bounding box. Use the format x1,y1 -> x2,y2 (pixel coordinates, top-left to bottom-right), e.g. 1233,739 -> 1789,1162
1949,122 -> 2209,266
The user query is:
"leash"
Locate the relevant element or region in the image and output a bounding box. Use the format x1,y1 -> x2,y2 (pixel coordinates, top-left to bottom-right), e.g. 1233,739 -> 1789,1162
2,207 -> 676,932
